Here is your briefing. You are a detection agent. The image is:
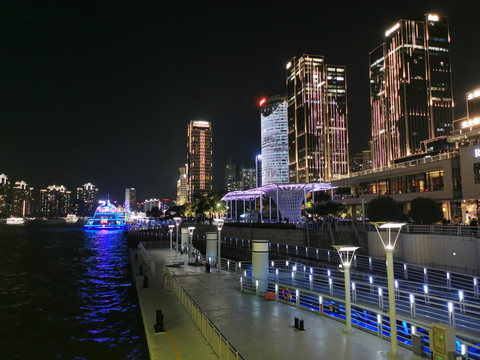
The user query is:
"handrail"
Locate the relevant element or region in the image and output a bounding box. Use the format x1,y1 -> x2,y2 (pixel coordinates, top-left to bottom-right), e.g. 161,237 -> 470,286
164,266 -> 245,360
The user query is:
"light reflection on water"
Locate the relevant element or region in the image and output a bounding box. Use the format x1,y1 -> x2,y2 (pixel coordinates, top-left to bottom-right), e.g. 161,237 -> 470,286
0,225 -> 147,359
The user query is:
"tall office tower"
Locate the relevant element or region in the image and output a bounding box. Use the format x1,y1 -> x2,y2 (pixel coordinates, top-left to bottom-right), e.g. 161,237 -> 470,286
224,159 -> 237,192
370,14 -> 453,169
0,174 -> 10,217
239,165 -> 256,190
467,88 -> 480,122
176,167 -> 187,206
260,96 -> 289,185
39,185 -> 71,218
125,188 -> 136,212
11,181 -> 33,217
187,120 -> 212,202
255,154 -> 262,187
287,55 -> 349,183
76,183 -> 99,217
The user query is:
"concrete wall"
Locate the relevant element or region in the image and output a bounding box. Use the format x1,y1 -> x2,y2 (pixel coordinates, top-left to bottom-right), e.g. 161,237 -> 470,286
367,231 -> 480,275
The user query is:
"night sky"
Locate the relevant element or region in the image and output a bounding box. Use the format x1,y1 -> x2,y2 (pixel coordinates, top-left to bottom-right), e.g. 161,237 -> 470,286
1,0 -> 479,202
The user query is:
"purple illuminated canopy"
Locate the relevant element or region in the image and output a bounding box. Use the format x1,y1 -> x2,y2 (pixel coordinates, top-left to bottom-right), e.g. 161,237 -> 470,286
221,183 -> 337,223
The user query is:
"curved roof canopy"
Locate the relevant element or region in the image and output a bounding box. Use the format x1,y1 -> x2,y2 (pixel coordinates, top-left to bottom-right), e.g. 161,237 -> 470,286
221,183 -> 336,202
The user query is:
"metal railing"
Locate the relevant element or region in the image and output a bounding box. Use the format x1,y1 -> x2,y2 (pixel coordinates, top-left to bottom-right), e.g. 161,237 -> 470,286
239,270 -> 480,359
164,266 -> 245,360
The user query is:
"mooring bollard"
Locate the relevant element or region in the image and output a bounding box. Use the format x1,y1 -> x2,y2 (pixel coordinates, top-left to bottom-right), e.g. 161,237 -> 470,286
154,309 -> 165,333
139,265 -> 143,276
299,320 -> 304,331
294,317 -> 299,329
143,275 -> 149,289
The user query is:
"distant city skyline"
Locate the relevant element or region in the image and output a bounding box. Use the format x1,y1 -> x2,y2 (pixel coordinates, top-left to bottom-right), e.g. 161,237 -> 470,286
1,2 -> 478,201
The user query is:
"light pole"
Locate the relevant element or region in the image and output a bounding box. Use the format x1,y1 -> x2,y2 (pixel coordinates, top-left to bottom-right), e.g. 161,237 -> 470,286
188,226 -> 195,258
168,224 -> 174,250
173,217 -> 182,252
333,245 -> 359,334
374,222 -> 406,356
215,219 -> 224,269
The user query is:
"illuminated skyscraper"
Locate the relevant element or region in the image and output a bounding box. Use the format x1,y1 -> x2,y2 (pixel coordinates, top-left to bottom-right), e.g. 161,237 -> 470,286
224,159 -> 237,192
11,181 -> 34,217
370,14 -> 453,169
176,167 -> 187,206
125,187 -> 136,212
260,96 -> 289,185
76,183 -> 99,217
187,120 -> 212,202
39,185 -> 71,218
255,154 -> 262,187
0,174 -> 10,217
287,55 -> 349,183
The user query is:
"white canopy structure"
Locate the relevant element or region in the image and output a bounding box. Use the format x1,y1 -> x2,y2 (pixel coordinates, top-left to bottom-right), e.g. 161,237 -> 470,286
221,183 -> 337,223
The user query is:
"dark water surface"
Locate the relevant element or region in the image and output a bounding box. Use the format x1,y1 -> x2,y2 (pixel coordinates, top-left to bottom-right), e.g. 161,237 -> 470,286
0,224 -> 148,359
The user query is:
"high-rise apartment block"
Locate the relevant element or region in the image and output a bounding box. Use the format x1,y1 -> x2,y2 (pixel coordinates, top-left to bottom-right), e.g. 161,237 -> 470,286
76,183 -> 98,217
0,174 -> 10,217
125,188 -> 136,212
39,185 -> 71,218
287,54 -> 349,183
176,167 -> 187,206
370,14 -> 453,169
260,96 -> 289,185
187,120 -> 212,202
12,181 -> 34,217
224,159 -> 237,192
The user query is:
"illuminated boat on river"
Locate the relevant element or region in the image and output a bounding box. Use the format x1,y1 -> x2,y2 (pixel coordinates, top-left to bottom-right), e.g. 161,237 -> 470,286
84,200 -> 126,230
6,217 -> 25,225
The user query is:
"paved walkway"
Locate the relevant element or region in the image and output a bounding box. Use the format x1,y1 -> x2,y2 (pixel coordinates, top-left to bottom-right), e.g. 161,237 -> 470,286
132,246 -> 427,360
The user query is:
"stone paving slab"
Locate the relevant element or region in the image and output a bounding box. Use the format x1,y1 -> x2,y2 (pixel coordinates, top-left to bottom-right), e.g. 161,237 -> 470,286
130,249 -> 217,360
146,248 -> 427,360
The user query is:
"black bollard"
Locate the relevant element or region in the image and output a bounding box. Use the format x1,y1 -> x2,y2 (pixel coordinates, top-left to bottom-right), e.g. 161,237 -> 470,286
206,263 -> 211,273
154,309 -> 165,333
294,317 -> 299,329
299,320 -> 305,331
139,265 -> 143,276
143,275 -> 149,288
135,253 -> 138,261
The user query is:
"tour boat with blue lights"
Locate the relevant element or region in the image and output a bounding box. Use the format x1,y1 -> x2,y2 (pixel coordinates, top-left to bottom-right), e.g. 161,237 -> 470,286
84,200 -> 126,230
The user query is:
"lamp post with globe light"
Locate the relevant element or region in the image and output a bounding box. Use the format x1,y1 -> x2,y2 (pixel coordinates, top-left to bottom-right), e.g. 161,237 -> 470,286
173,217 -> 182,251
168,225 -> 174,250
215,219 -> 224,269
374,222 -> 406,356
333,245 -> 359,334
187,226 -> 195,257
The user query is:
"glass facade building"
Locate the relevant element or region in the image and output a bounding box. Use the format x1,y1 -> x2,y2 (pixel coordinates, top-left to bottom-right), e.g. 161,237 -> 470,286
287,55 -> 349,183
187,120 -> 212,202
370,14 -> 453,169
260,96 -> 289,185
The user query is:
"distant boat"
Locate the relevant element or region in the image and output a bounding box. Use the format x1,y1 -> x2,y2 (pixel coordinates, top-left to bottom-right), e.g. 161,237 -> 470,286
65,214 -> 79,224
84,200 -> 126,230
6,217 -> 25,225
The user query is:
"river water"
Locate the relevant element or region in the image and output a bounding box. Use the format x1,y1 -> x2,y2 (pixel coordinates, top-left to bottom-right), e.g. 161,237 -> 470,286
0,224 -> 148,359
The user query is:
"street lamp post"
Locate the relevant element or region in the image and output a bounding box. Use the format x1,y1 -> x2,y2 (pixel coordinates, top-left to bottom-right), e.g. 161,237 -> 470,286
333,245 -> 359,334
187,226 -> 195,257
168,225 -> 174,250
173,217 -> 182,252
374,222 -> 406,356
215,219 -> 224,269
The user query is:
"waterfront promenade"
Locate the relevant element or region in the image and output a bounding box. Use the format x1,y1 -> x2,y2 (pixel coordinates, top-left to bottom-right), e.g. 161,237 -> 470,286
131,245 -> 426,360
